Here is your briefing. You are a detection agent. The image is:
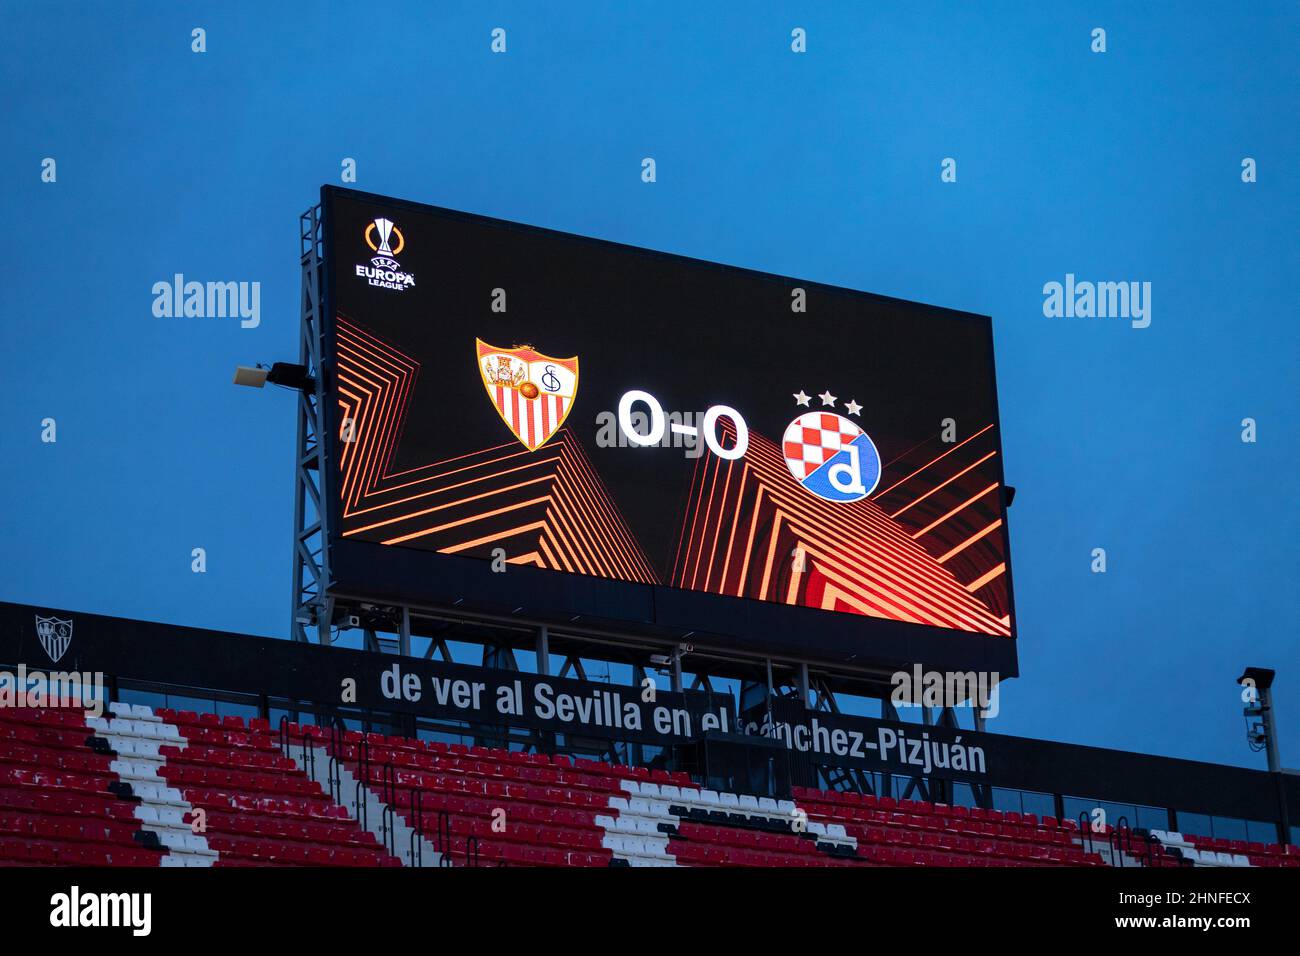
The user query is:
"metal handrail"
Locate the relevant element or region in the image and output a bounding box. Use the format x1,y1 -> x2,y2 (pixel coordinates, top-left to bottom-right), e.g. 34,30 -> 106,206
379,762 -> 396,857
327,755 -> 342,804
1111,816 -> 1132,867
409,789 -> 424,868
354,737 -> 370,830
328,716 -> 345,758
1134,829 -> 1159,867
436,810 -> 452,868
1078,811 -> 1093,854
301,730 -> 315,782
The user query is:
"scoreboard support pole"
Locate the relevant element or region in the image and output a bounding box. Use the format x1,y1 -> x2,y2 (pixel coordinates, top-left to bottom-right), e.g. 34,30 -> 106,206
536,625 -> 550,675
289,203 -> 334,644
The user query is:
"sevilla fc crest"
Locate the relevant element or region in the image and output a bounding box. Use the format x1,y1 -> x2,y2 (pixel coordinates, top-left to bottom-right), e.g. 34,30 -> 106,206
477,339 -> 579,451
35,614 -> 73,664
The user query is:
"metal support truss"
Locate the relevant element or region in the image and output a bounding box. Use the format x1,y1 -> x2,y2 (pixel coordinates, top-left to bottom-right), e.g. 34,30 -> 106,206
557,655 -> 588,681
810,677 -> 877,796
482,644 -> 519,671
289,204 -> 334,643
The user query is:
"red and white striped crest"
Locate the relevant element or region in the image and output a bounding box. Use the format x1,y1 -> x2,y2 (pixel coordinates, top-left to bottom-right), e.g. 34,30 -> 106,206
476,339 -> 579,451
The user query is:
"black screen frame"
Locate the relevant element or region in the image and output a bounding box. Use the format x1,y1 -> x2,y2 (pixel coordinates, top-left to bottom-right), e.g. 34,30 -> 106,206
319,185 -> 1019,677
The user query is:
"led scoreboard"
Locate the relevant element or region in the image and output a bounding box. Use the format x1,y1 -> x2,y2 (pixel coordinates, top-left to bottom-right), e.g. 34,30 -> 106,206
321,187 -> 1017,674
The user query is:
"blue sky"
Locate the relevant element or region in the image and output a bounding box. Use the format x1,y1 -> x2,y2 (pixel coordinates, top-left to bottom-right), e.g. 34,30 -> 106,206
1,2 -> 1296,772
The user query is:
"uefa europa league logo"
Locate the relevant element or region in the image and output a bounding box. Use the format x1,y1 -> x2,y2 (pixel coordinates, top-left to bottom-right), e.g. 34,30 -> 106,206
366,217 -> 404,270
355,215 -> 415,292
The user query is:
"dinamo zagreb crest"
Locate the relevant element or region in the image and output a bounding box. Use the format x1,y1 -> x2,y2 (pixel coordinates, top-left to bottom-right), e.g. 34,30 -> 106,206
477,339 -> 579,452
782,411 -> 881,503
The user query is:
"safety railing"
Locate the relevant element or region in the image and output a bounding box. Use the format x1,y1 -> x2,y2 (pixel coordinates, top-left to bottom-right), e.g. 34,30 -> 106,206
379,762 -> 397,858
409,788 -> 425,868
436,811 -> 453,868
1077,811 -> 1094,855
354,737 -> 370,831
1109,815 -> 1131,867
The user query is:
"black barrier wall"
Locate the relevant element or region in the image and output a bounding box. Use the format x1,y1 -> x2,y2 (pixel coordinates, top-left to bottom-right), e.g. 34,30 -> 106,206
0,602 -> 731,746
1,600 -> 1294,837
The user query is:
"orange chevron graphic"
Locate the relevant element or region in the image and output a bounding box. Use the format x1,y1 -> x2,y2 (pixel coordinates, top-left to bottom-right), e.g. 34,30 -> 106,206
336,316 -> 657,585
871,423 -> 1010,618
671,422 -> 1010,637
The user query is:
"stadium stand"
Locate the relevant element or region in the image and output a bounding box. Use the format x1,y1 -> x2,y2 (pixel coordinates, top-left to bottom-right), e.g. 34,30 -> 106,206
0,704 -> 166,866
5,702 -> 1298,868
152,707 -> 398,867
1147,829 -> 1299,868
284,722 -> 1292,868
86,703 -> 216,866
0,703 -> 399,867
791,784 -> 1111,866
316,724 -> 862,867
302,723 -> 624,867
608,779 -> 859,866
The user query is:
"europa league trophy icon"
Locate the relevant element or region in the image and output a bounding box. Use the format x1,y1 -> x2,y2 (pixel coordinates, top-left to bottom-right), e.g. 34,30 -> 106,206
372,217 -> 395,257
368,217 -> 403,269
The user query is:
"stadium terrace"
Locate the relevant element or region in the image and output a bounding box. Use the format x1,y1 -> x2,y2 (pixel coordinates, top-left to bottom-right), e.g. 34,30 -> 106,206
0,598 -> 1294,874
